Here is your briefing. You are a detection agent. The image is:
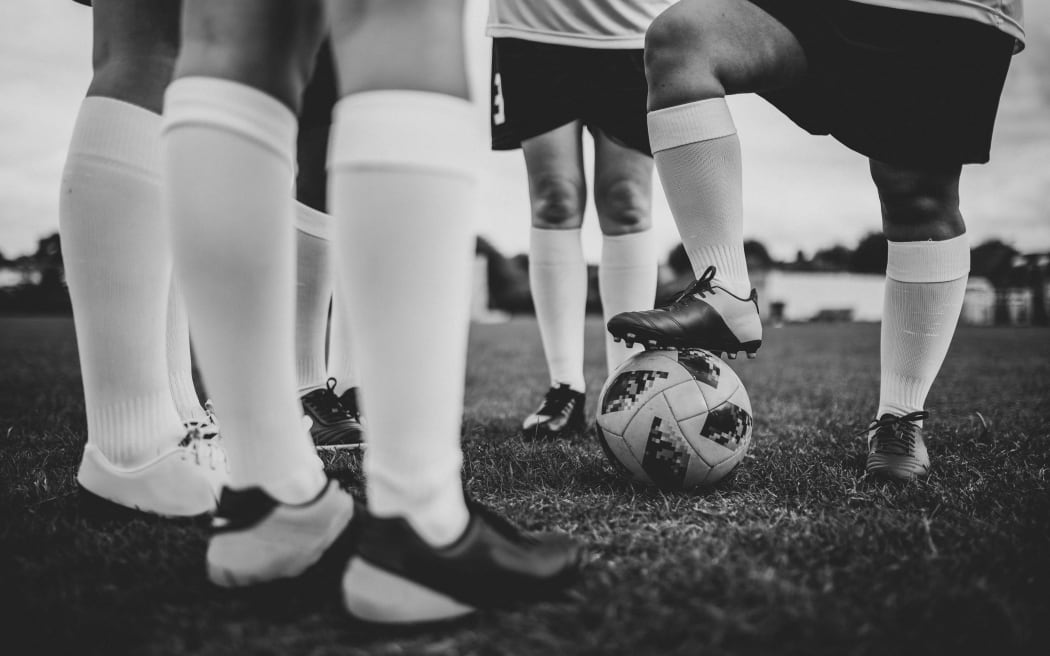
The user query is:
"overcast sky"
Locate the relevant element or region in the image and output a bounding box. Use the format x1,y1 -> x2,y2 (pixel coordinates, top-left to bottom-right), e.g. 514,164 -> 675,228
1,0 -> 1047,262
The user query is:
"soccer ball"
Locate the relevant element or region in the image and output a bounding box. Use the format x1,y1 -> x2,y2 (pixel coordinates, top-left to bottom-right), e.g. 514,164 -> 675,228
595,349 -> 753,490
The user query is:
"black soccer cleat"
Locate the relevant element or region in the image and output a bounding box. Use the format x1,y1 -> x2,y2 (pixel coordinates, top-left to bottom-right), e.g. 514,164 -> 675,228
301,378 -> 364,450
865,411 -> 930,481
607,266 -> 762,358
522,384 -> 586,437
341,500 -> 584,624
338,387 -> 364,426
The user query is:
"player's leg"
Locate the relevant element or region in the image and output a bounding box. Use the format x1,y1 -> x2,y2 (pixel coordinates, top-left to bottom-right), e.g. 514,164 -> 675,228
163,0 -> 355,585
519,122 -> 589,436
61,0 -> 225,517
592,130 -> 656,374
294,40 -> 364,450
865,162 -> 969,480
607,0 -> 808,355
822,6 -> 1017,481
325,0 -> 582,623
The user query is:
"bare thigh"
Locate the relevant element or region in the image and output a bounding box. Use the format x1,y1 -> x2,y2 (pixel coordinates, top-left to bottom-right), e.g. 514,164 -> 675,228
645,0 -> 808,109
592,131 -> 653,235
87,0 -> 182,113
176,0 -> 326,112
325,0 -> 468,100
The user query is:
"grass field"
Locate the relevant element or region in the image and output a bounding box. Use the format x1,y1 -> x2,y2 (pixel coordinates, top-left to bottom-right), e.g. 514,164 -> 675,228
1,316 -> 1048,656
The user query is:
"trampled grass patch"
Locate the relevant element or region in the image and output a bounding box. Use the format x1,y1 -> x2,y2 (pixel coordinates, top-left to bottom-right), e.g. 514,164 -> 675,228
1,317 -> 1048,655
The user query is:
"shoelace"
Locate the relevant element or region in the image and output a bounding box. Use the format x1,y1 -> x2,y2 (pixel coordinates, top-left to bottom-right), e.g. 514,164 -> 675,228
536,385 -> 580,417
672,265 -> 718,304
183,400 -> 221,441
178,424 -> 225,470
866,410 -> 930,455
303,378 -> 357,423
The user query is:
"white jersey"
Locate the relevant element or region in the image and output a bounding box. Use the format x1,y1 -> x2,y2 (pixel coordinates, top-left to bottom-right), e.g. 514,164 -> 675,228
486,0 -> 676,49
850,0 -> 1024,49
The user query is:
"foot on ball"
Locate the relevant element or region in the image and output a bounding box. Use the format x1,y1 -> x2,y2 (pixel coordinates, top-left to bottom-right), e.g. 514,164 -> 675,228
607,266 -> 761,358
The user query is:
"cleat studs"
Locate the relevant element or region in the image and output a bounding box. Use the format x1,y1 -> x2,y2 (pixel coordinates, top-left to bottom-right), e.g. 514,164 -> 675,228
727,352 -> 738,360
747,352 -> 757,360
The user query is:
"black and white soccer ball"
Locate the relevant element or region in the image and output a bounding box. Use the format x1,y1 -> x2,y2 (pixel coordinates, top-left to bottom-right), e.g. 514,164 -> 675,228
595,349 -> 753,490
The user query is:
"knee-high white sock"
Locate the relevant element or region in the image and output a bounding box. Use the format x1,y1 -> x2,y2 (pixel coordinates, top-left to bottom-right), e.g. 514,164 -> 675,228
165,278 -> 208,423
294,201 -> 333,394
327,271 -> 357,396
648,99 -> 750,295
59,97 -> 185,466
600,229 -> 657,373
329,91 -> 478,546
879,235 -> 970,424
530,227 -> 587,393
163,77 -> 324,503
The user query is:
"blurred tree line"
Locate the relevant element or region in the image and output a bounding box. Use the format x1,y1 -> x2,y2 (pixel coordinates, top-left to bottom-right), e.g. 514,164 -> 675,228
0,231 -> 1039,316
0,234 -> 70,314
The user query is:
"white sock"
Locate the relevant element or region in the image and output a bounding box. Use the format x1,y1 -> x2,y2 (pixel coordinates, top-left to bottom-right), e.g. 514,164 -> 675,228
600,230 -> 657,373
327,271 -> 357,397
529,227 -> 587,393
59,97 -> 185,466
648,99 -> 751,296
165,278 -> 208,423
879,235 -> 970,425
329,91 -> 477,546
163,77 -> 325,504
294,201 -> 333,394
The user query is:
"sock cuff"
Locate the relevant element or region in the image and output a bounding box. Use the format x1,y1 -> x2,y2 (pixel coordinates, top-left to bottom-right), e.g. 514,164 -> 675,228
887,234 -> 970,283
530,227 -> 584,264
162,77 -> 297,171
68,97 -> 161,174
328,91 -> 481,178
601,229 -> 655,268
294,201 -> 331,240
647,98 -> 736,153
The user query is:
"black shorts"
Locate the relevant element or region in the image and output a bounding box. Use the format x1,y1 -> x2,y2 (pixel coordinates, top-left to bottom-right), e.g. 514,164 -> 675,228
490,38 -> 651,156
747,0 -> 1016,166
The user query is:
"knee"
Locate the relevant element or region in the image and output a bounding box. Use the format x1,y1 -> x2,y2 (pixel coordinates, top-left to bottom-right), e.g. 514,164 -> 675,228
644,6 -> 725,108
645,9 -> 707,83
530,176 -> 585,229
870,161 -> 963,236
596,179 -> 651,234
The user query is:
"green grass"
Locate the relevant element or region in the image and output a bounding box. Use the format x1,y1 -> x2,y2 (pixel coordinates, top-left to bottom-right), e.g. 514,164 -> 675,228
1,316 -> 1048,655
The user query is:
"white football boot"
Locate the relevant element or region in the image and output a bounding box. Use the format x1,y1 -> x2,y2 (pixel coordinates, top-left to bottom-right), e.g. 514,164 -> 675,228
607,266 -> 762,359
206,479 -> 356,587
77,424 -> 228,517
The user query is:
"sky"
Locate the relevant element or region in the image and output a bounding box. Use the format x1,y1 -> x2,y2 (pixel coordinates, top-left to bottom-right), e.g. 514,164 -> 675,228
1,0 -> 1047,263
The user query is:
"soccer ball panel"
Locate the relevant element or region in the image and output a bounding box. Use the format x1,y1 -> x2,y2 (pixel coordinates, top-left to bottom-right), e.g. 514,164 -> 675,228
704,449 -> 747,486
677,414 -> 735,468
624,393 -> 695,490
673,350 -> 724,390
597,351 -> 698,435
595,424 -> 648,483
662,379 -> 709,423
